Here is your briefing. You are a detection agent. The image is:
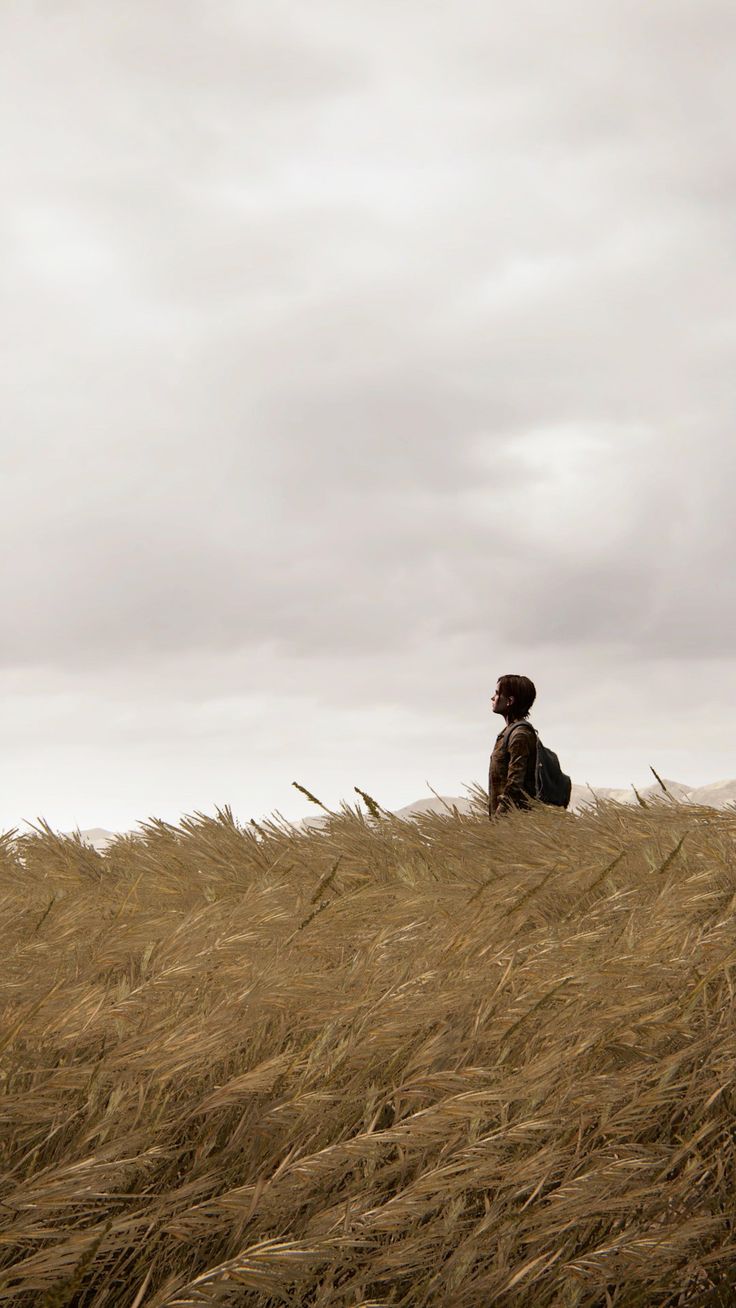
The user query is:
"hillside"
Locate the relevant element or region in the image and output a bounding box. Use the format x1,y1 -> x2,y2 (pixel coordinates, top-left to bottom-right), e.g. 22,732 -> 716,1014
291,775 -> 736,834
56,778 -> 736,849
2,796 -> 736,1304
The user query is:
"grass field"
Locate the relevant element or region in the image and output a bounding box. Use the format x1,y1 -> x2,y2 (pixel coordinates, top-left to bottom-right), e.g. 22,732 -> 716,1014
2,784 -> 736,1306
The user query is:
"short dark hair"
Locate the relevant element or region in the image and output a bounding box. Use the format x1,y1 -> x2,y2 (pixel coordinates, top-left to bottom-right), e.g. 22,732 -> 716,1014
497,674 -> 536,720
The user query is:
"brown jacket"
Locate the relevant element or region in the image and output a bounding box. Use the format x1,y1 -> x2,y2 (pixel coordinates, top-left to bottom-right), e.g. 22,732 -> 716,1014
489,720 -> 537,818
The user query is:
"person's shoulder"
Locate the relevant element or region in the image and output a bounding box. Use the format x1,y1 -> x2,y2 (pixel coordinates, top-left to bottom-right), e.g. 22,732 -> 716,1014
509,720 -> 536,742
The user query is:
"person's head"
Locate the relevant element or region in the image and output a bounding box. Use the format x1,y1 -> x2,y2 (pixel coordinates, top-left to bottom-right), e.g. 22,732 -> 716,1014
491,674 -> 536,723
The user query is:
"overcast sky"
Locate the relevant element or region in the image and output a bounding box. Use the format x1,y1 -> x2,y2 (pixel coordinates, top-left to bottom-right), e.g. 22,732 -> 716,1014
2,0 -> 735,833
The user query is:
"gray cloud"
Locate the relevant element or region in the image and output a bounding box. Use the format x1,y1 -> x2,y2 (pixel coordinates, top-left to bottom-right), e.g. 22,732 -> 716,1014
1,0 -> 735,827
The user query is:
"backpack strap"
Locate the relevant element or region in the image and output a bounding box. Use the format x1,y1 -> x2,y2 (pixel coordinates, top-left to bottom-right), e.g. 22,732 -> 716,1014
503,721 -> 537,750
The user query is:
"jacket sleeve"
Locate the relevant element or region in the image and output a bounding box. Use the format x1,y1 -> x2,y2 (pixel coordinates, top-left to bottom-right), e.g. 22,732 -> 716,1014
496,728 -> 536,814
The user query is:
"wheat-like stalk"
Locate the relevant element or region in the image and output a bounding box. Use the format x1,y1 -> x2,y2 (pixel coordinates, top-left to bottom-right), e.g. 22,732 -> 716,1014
1,792 -> 736,1305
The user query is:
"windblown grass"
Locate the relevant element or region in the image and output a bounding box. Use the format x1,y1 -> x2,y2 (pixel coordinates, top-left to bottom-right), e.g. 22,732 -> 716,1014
2,786 -> 736,1306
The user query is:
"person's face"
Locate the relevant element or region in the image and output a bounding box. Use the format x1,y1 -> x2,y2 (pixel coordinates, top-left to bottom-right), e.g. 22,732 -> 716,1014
491,682 -> 513,716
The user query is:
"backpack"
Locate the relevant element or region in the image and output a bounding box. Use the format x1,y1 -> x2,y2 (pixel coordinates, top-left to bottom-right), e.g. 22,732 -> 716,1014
504,721 -> 572,809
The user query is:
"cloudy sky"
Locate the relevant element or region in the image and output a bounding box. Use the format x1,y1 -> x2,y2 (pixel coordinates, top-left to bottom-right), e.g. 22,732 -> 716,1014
2,0 -> 735,834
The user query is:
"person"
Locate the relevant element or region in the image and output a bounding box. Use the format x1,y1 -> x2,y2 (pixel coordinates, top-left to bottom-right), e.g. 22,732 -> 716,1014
488,674 -> 538,819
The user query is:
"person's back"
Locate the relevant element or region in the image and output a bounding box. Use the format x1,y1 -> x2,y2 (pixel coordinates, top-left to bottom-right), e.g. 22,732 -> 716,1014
488,674 -> 538,819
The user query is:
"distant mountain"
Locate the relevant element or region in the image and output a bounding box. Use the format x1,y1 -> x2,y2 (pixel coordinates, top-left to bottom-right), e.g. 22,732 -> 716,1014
570,778 -> 736,811
68,828 -> 120,851
291,778 -> 736,830
60,778 -> 736,850
686,778 -> 736,807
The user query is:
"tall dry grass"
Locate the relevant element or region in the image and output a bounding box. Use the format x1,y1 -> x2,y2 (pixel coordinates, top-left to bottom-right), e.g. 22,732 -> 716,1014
2,784 -> 736,1306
